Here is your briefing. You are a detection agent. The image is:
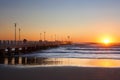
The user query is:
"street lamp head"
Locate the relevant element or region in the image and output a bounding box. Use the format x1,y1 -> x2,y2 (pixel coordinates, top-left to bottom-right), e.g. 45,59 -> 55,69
14,23 -> 17,27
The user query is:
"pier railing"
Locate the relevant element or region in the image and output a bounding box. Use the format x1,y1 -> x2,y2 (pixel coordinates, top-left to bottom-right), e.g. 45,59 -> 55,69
0,40 -> 71,56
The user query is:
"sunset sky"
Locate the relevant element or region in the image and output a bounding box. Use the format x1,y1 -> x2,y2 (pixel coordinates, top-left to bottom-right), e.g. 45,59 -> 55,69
0,0 -> 120,42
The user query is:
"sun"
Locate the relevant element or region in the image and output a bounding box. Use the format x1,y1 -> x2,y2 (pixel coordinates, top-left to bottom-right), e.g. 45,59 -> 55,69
103,39 -> 110,44
99,36 -> 116,45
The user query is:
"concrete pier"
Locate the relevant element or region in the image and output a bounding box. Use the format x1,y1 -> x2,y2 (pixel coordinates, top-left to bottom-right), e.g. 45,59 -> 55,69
0,40 -> 71,57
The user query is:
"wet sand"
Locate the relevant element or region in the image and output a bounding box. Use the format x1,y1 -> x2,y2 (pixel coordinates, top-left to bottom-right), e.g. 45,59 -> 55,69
0,66 -> 120,80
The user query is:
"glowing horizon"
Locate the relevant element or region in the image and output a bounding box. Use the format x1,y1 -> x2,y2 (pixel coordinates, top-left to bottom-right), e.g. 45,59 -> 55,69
0,0 -> 120,43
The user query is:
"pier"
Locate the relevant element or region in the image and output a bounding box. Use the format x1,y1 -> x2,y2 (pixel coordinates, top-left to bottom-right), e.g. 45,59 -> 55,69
0,40 -> 71,57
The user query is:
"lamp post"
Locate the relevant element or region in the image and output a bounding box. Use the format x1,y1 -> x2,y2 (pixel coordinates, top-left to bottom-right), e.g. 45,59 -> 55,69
51,35 -> 53,41
55,34 -> 56,41
67,36 -> 70,42
14,23 -> 17,44
44,32 -> 46,41
19,28 -> 21,41
40,33 -> 42,41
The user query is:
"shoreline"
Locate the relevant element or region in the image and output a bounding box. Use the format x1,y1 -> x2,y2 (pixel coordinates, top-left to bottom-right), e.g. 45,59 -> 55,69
1,57 -> 120,68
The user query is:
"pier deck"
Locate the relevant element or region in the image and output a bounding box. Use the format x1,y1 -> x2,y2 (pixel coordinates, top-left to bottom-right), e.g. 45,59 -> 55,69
0,40 -> 71,56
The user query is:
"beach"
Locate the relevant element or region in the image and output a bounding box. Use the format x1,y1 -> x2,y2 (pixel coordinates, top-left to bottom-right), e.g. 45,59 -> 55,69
1,0 -> 120,80
1,44 -> 120,80
1,66 -> 120,80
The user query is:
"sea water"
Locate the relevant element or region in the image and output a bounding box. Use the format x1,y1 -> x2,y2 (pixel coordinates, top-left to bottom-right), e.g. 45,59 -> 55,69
23,44 -> 120,59
1,43 -> 120,68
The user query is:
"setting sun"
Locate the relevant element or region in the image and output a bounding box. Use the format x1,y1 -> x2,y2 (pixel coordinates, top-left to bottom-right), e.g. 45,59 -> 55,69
103,39 -> 110,44
99,35 -> 116,44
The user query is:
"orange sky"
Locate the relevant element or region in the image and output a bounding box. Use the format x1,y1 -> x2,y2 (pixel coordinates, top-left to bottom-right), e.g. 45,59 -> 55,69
0,0 -> 120,43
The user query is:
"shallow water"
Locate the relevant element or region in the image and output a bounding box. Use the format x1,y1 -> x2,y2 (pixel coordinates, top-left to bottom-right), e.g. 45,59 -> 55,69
1,44 -> 120,68
22,44 -> 120,59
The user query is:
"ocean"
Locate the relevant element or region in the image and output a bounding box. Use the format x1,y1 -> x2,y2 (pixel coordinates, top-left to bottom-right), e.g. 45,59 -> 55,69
23,43 -> 120,59
1,43 -> 120,68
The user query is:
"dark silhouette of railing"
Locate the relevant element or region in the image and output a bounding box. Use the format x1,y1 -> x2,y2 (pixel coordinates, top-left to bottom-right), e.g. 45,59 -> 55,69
0,40 -> 71,57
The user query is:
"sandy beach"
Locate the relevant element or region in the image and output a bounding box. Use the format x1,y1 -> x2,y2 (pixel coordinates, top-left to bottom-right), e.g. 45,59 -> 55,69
1,45 -> 120,80
0,66 -> 120,80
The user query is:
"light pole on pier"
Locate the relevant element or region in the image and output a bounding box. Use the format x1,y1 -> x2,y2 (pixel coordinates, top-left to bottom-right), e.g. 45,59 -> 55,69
55,34 -> 56,41
44,32 -> 46,41
67,36 -> 70,42
19,28 -> 21,41
40,33 -> 42,41
14,23 -> 17,44
51,35 -> 53,41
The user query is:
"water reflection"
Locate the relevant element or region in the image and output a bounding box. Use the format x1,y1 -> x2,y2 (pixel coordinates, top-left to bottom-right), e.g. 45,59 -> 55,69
1,57 -> 120,68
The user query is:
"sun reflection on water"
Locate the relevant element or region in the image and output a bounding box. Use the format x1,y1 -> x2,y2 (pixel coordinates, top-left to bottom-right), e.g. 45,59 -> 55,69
45,58 -> 120,68
1,57 -> 120,68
